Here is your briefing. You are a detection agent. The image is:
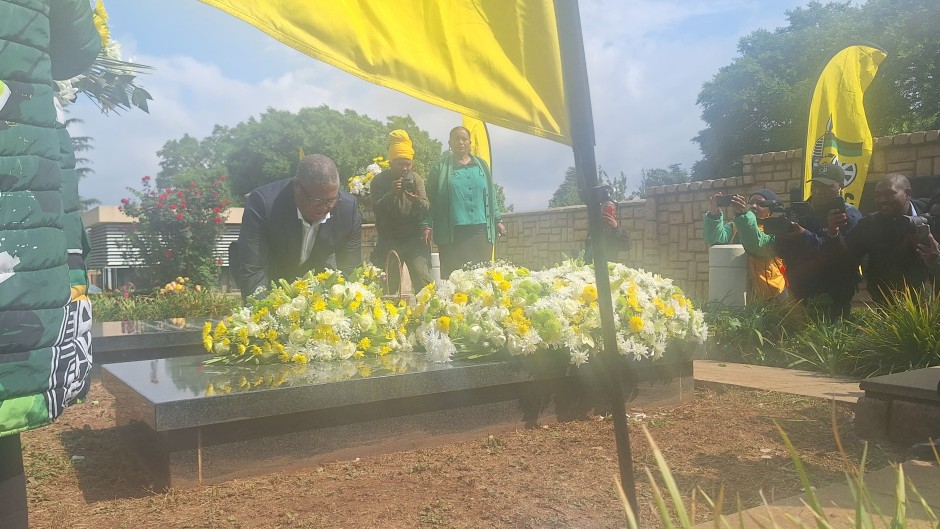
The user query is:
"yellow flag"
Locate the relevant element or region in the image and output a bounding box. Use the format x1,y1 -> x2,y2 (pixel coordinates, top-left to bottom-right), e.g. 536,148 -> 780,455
462,115 -> 492,172
804,45 -> 887,205
198,0 -> 570,144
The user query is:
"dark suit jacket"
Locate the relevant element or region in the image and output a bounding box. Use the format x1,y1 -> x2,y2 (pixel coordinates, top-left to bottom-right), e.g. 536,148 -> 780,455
235,179 -> 362,296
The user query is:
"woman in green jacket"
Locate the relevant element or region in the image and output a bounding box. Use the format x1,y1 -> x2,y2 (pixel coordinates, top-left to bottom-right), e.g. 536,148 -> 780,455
423,126 -> 507,278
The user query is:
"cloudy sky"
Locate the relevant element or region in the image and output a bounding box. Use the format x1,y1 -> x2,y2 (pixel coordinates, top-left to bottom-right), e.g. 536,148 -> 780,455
72,0 -> 807,212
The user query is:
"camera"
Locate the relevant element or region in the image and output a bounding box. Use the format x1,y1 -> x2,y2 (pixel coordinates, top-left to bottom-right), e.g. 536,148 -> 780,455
715,194 -> 733,207
401,175 -> 417,193
904,214 -> 936,246
757,201 -> 813,235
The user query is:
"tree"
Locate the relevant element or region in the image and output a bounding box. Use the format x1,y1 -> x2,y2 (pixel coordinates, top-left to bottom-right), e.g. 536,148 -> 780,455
627,164 -> 690,199
547,166 -> 629,208
120,174 -> 233,289
65,118 -> 100,211
157,106 -> 443,203
692,0 -> 940,181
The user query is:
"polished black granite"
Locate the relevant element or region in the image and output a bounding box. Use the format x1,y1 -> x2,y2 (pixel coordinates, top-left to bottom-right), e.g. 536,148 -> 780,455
91,319 -> 210,365
103,352 -> 693,487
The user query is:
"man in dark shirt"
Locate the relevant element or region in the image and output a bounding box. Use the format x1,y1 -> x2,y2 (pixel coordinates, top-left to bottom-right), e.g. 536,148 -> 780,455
233,154 -> 362,297
774,164 -> 862,319
370,130 -> 433,291
829,173 -> 934,304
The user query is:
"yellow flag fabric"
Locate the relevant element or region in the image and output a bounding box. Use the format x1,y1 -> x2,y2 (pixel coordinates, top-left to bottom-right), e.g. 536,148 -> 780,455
804,45 -> 887,205
198,0 -> 570,144
462,115 -> 492,171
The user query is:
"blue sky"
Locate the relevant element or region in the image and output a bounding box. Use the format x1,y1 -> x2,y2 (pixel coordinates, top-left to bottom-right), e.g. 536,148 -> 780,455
73,0 -> 807,211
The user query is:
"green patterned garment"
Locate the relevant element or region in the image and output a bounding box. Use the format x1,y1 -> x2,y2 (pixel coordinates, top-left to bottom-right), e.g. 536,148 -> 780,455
0,0 -> 100,437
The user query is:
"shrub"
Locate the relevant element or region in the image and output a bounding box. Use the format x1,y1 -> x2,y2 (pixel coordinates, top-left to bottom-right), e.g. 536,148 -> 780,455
850,288 -> 940,377
92,277 -> 240,321
121,174 -> 232,289
704,300 -> 804,366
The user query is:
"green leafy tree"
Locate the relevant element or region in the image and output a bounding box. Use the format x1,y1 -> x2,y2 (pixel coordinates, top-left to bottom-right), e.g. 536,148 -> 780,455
121,174 -> 233,289
157,106 -> 443,204
627,164 -> 690,199
693,0 -> 940,181
548,166 -> 629,208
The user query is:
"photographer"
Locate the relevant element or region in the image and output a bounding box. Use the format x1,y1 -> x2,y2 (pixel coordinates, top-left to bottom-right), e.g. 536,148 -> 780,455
371,129 -> 434,291
773,164 -> 862,319
703,189 -> 786,301
828,173 -> 934,304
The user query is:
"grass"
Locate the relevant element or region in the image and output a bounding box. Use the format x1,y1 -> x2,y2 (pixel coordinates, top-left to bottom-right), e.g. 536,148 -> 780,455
621,411 -> 940,529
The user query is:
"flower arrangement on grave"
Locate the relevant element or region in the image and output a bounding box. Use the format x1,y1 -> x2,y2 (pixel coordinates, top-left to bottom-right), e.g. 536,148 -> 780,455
411,259 -> 707,365
202,263 -> 413,365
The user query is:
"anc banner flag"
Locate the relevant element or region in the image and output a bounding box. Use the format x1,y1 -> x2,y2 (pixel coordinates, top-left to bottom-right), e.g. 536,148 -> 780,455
804,44 -> 887,206
197,0 -> 571,145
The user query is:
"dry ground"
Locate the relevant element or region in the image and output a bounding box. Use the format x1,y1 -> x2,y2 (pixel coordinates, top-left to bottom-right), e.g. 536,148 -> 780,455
20,381 -> 905,529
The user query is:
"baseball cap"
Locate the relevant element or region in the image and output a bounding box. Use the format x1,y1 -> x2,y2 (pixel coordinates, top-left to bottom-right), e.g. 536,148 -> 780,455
810,164 -> 846,187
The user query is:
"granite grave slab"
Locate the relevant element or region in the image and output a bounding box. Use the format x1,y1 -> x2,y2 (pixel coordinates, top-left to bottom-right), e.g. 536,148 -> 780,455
102,351 -> 693,488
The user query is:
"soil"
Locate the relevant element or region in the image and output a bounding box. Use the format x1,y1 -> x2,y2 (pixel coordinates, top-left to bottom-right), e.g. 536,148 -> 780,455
21,380 -> 905,529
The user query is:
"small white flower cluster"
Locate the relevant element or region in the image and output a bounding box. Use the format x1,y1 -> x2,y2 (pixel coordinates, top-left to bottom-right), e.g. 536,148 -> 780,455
411,259 -> 707,366
347,160 -> 388,199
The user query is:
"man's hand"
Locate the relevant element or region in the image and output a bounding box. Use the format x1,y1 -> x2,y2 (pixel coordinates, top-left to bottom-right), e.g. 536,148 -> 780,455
730,194 -> 747,215
708,193 -> 722,217
917,233 -> 940,269
496,222 -> 508,237
826,209 -> 848,237
422,227 -> 432,246
775,222 -> 806,239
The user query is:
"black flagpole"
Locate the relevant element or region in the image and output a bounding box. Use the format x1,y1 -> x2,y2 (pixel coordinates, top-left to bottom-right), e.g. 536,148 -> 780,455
553,0 -> 640,518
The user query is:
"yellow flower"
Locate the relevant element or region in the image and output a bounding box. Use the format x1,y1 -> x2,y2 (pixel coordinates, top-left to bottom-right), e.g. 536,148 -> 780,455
629,316 -> 644,333
316,271 -> 332,281
237,343 -> 247,356
202,321 -> 213,352
292,280 -> 308,290
206,383 -> 215,396
359,366 -> 373,377
452,292 -> 468,305
250,345 -> 263,356
278,351 -> 290,363
379,345 -> 392,356
498,281 -> 511,292
436,316 -> 451,333
581,285 -> 598,304
291,353 -> 308,364
238,376 -> 249,389
313,299 -> 327,311
358,337 -> 372,349
213,320 -> 228,340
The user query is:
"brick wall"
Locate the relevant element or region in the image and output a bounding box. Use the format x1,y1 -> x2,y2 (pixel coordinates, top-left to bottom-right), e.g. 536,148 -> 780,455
442,129 -> 940,301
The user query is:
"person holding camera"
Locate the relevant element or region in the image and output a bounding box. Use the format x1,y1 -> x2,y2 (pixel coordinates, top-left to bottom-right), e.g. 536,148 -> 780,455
584,198 -> 631,265
828,173 -> 935,304
773,164 -> 862,319
703,189 -> 786,301
371,129 -> 434,291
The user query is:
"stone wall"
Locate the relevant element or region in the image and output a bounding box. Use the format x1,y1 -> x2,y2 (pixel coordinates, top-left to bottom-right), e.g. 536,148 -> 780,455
465,130 -> 940,301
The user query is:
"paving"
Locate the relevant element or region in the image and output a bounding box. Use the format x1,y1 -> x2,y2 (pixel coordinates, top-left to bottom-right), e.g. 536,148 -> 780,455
690,360 -> 939,529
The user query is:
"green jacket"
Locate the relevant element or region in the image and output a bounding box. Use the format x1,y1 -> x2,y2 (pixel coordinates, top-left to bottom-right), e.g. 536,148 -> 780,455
0,0 -> 100,437
424,153 -> 501,246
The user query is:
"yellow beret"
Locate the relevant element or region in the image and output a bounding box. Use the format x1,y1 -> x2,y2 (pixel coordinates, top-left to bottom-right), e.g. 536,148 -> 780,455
388,129 -> 415,161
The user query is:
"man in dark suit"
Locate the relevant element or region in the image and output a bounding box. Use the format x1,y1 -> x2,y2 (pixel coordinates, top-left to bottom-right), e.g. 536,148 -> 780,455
233,154 -> 362,297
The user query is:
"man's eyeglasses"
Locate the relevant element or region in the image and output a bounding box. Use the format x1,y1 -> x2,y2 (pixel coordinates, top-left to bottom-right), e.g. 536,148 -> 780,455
294,180 -> 339,208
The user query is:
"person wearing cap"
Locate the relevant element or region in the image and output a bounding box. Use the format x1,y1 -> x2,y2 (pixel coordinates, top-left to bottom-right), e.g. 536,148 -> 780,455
828,173 -> 935,304
773,163 -> 862,318
370,129 -> 434,291
424,126 -> 507,278
704,189 -> 787,301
